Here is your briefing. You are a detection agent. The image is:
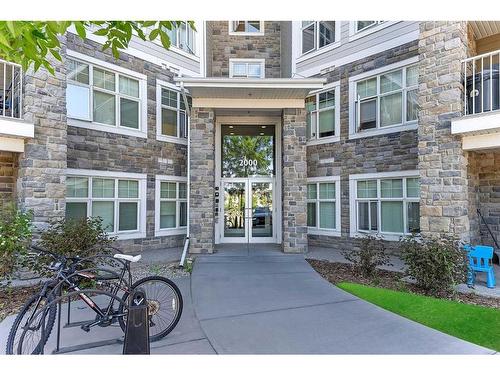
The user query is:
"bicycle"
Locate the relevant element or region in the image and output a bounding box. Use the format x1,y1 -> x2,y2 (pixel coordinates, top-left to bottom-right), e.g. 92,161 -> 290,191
6,245 -> 183,354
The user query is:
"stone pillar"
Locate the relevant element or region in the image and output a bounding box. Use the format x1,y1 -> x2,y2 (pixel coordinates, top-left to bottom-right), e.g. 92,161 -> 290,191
17,38 -> 67,231
282,108 -> 308,253
418,22 -> 471,240
189,107 -> 215,253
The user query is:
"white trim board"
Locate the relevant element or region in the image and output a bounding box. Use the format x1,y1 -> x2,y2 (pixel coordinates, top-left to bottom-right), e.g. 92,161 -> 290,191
67,169 -> 147,179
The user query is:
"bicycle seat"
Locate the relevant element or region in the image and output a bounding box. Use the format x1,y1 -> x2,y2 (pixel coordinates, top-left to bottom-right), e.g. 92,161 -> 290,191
113,254 -> 142,263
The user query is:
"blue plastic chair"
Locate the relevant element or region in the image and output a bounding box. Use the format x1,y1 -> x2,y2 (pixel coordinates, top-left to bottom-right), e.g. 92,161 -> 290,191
465,245 -> 496,289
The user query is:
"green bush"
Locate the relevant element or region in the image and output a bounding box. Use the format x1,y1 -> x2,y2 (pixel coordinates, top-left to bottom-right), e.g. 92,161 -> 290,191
342,234 -> 391,278
0,203 -> 33,280
400,235 -> 468,296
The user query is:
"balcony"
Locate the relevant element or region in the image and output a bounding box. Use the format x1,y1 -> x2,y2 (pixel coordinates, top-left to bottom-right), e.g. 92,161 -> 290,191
0,59 -> 34,152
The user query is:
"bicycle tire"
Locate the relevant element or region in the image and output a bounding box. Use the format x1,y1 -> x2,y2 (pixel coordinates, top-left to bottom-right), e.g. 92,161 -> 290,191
118,276 -> 183,342
6,291 -> 57,355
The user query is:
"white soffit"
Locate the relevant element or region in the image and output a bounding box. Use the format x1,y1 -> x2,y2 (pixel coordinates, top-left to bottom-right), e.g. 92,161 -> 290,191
470,21 -> 500,40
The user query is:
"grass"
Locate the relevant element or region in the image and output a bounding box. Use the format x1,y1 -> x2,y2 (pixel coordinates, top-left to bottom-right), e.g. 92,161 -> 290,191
338,282 -> 500,352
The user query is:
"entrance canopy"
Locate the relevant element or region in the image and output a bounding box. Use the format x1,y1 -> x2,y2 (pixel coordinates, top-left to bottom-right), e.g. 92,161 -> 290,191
174,77 -> 326,109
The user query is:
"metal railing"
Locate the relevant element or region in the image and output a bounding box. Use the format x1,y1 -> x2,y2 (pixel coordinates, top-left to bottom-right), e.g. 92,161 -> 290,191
0,59 -> 22,120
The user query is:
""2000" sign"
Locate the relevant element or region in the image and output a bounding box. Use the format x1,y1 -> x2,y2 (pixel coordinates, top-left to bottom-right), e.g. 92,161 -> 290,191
239,157 -> 258,167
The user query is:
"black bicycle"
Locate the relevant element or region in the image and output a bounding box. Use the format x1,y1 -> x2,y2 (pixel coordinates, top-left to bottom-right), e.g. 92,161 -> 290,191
6,245 -> 183,355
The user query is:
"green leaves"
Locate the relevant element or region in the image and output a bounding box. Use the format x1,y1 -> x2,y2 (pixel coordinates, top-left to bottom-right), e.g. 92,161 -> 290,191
0,20 -> 193,75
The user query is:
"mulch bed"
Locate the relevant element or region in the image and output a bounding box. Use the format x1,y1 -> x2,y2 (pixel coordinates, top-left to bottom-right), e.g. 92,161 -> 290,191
0,283 -> 43,322
307,259 -> 500,310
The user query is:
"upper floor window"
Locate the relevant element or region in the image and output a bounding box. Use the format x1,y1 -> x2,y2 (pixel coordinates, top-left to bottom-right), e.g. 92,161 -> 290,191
229,21 -> 264,35
355,21 -> 385,33
301,21 -> 337,54
354,64 -> 418,133
351,175 -> 420,237
306,86 -> 340,141
157,83 -> 191,143
229,59 -> 265,78
165,22 -> 196,55
67,58 -> 145,133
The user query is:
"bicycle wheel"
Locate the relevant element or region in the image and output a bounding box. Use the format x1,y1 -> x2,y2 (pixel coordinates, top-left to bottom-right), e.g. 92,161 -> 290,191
6,292 -> 57,355
118,276 -> 183,342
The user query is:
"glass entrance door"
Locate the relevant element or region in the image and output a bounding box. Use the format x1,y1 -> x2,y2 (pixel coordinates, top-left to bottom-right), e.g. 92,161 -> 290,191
222,178 -> 274,243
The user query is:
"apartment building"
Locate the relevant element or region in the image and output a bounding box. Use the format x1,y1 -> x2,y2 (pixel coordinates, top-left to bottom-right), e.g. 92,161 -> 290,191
1,21 -> 499,256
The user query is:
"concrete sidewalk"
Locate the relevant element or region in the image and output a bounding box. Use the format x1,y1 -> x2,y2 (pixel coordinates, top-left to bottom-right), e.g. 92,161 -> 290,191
191,245 -> 496,354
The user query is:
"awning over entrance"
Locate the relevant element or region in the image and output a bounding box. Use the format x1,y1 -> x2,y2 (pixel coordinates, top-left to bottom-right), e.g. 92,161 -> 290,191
174,77 -> 326,109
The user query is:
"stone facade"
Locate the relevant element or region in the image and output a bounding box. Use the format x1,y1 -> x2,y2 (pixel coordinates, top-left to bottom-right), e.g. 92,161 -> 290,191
417,21 -> 471,241
207,21 -> 282,78
189,107 -> 215,253
17,38 -> 68,231
64,34 -> 187,253
307,41 -> 419,252
282,108 -> 308,253
0,151 -> 18,205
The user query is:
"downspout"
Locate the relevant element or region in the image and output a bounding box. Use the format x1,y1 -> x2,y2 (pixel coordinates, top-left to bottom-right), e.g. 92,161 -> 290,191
179,80 -> 191,268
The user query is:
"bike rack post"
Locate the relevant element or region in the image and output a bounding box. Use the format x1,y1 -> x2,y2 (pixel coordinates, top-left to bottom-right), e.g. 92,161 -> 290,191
123,287 -> 150,355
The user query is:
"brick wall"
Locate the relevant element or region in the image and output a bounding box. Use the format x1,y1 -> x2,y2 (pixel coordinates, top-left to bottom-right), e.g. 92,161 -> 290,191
0,151 -> 18,205
307,41 -> 419,252
207,21 -> 282,78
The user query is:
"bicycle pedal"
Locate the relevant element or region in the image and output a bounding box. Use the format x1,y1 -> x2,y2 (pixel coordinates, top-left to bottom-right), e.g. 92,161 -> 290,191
81,325 -> 91,332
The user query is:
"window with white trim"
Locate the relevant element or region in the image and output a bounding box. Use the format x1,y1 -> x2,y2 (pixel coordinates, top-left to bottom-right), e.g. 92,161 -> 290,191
159,87 -> 191,139
355,21 -> 385,33
229,59 -> 265,78
301,21 -> 336,54
164,22 -> 196,55
307,180 -> 340,232
230,21 -> 263,34
354,64 -> 418,133
158,181 -> 187,230
306,87 -> 338,140
66,176 -> 143,234
67,58 -> 143,131
354,176 -> 420,236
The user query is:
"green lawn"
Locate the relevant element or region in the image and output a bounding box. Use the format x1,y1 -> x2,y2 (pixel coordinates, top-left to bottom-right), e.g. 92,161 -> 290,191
337,282 -> 500,352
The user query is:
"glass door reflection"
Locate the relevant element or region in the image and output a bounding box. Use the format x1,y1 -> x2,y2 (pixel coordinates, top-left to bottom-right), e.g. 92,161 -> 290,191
251,182 -> 273,238
223,181 -> 247,238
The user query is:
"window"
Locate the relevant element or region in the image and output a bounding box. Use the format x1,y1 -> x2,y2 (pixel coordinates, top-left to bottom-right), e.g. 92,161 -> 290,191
229,59 -> 265,78
307,177 -> 341,235
67,57 -> 144,133
229,21 -> 264,34
164,22 -> 196,55
354,64 -> 418,133
301,21 -> 337,54
351,174 -> 420,237
355,21 -> 385,33
155,177 -> 188,236
157,84 -> 191,140
66,173 -> 146,238
306,86 -> 339,141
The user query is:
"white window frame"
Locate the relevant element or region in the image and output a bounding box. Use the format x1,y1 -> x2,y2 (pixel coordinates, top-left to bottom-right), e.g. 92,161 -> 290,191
155,175 -> 188,237
307,176 -> 341,237
306,82 -> 341,145
349,170 -> 420,241
165,21 -> 197,56
299,21 -> 341,58
66,169 -> 147,240
228,21 -> 265,36
66,50 -> 148,139
348,57 -> 419,140
156,80 -> 190,145
229,58 -> 265,78
348,21 -> 396,41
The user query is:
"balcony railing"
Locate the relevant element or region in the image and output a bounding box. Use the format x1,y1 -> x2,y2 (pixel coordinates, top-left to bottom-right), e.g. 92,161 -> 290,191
0,59 -> 22,120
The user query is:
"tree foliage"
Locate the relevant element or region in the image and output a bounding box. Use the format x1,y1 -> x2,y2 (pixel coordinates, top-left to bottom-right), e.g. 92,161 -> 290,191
0,21 -> 195,74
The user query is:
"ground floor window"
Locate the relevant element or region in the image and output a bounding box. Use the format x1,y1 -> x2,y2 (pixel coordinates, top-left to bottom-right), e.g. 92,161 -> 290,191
307,177 -> 341,235
155,176 -> 188,236
350,172 -> 420,238
66,171 -> 146,238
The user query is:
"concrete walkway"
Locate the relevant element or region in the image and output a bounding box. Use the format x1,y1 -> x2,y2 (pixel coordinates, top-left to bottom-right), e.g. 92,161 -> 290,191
191,244 -> 496,354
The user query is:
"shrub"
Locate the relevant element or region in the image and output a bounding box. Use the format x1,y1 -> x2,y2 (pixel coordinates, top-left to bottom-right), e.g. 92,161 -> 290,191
400,235 -> 468,296
0,203 -> 33,281
32,217 -> 116,274
342,234 -> 391,278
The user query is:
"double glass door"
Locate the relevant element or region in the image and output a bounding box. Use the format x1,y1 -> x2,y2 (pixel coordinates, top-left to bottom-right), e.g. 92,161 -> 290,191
221,178 -> 274,243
